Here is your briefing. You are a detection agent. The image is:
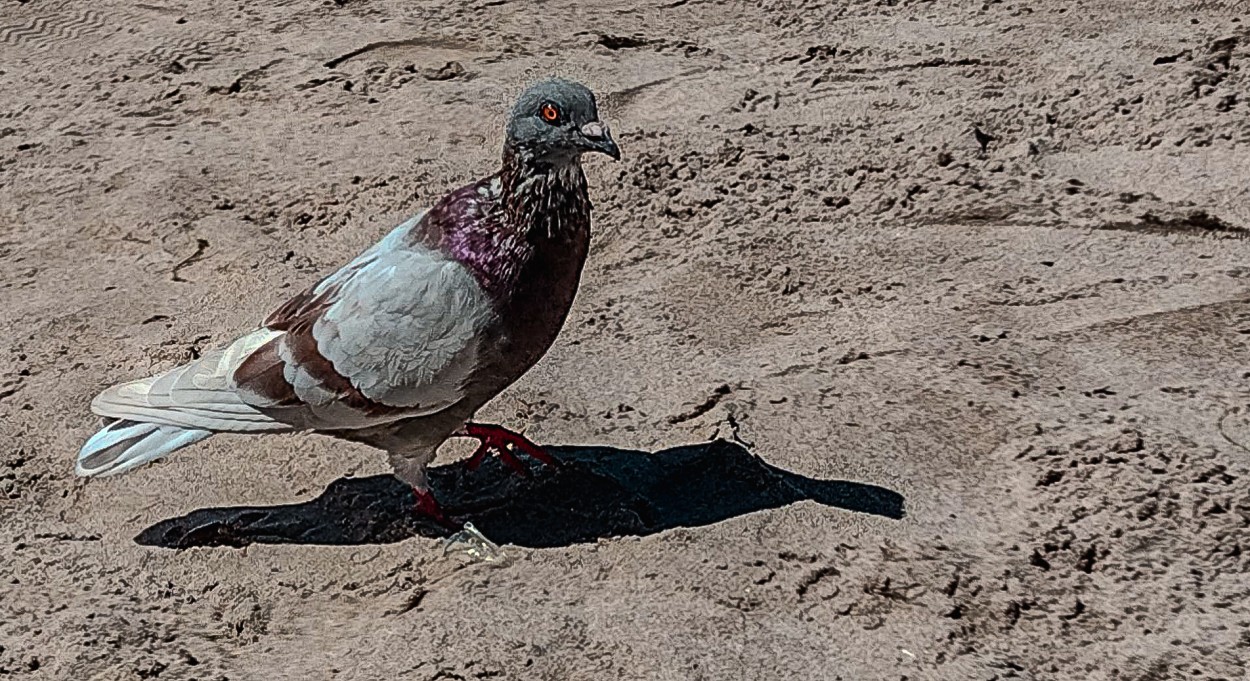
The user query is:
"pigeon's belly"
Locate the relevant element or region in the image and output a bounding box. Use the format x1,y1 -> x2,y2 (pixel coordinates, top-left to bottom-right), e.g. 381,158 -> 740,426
475,233 -> 590,401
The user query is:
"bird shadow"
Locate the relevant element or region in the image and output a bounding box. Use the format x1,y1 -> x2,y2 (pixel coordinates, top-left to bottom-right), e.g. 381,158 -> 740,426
135,439 -> 904,549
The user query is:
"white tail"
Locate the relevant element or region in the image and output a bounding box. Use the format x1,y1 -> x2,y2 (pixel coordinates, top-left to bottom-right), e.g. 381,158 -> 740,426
89,329 -> 287,431
77,328 -> 289,477
77,419 -> 212,477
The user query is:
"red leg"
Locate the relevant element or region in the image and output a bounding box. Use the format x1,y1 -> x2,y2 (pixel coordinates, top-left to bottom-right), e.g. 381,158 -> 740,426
458,422 -> 560,474
463,441 -> 492,471
412,487 -> 458,530
464,440 -> 532,475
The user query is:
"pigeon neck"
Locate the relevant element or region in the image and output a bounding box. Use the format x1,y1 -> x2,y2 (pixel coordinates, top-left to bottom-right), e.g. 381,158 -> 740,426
500,146 -> 590,241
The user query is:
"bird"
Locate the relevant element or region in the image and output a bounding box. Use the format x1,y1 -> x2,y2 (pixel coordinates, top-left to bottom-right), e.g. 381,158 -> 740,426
76,77 -> 621,526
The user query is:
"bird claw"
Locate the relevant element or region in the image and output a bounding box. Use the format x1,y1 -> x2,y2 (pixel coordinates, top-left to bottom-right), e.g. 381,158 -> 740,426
459,423 -> 558,476
463,440 -> 530,476
463,441 -> 493,472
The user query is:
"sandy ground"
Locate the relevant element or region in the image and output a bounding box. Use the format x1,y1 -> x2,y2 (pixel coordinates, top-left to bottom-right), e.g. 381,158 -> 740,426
3,0 -> 1250,678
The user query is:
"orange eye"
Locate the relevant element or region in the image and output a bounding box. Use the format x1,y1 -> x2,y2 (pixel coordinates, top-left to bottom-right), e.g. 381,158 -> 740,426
540,103 -> 560,123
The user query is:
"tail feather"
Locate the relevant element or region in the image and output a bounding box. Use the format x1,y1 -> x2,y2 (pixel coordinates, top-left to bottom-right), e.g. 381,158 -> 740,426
76,418 -> 211,477
89,328 -> 288,432
77,329 -> 292,477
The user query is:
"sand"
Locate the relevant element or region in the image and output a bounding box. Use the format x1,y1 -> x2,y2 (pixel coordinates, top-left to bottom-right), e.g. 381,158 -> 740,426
2,0 -> 1249,678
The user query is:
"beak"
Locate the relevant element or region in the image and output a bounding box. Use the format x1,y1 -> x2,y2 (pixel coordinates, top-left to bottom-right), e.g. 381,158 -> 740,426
579,121 -> 621,161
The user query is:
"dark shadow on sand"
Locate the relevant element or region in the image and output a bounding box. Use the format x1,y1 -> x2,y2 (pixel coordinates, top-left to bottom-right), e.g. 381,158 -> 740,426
136,439 -> 904,549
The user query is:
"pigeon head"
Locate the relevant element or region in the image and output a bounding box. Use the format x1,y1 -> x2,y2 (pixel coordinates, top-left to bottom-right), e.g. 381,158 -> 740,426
505,78 -> 620,164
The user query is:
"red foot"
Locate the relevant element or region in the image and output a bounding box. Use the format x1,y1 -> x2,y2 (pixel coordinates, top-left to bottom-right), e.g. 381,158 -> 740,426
412,488 -> 458,530
458,422 -> 559,476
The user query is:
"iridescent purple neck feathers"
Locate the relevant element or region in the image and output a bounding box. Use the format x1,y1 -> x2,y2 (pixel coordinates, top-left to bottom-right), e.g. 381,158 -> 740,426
412,148 -> 592,301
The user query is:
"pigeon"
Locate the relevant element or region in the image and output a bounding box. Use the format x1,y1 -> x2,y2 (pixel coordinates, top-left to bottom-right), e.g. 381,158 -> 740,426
77,77 -> 621,526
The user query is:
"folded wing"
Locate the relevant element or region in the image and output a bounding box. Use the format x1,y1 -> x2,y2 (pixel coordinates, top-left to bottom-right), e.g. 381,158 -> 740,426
234,240 -> 494,429
90,216 -> 495,435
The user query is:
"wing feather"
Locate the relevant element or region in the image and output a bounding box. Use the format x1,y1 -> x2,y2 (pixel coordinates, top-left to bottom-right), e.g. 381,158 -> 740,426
231,215 -> 494,430
92,211 -> 491,436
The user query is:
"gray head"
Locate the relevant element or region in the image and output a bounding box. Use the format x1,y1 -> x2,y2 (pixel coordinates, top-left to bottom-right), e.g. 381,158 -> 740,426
505,78 -> 620,163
